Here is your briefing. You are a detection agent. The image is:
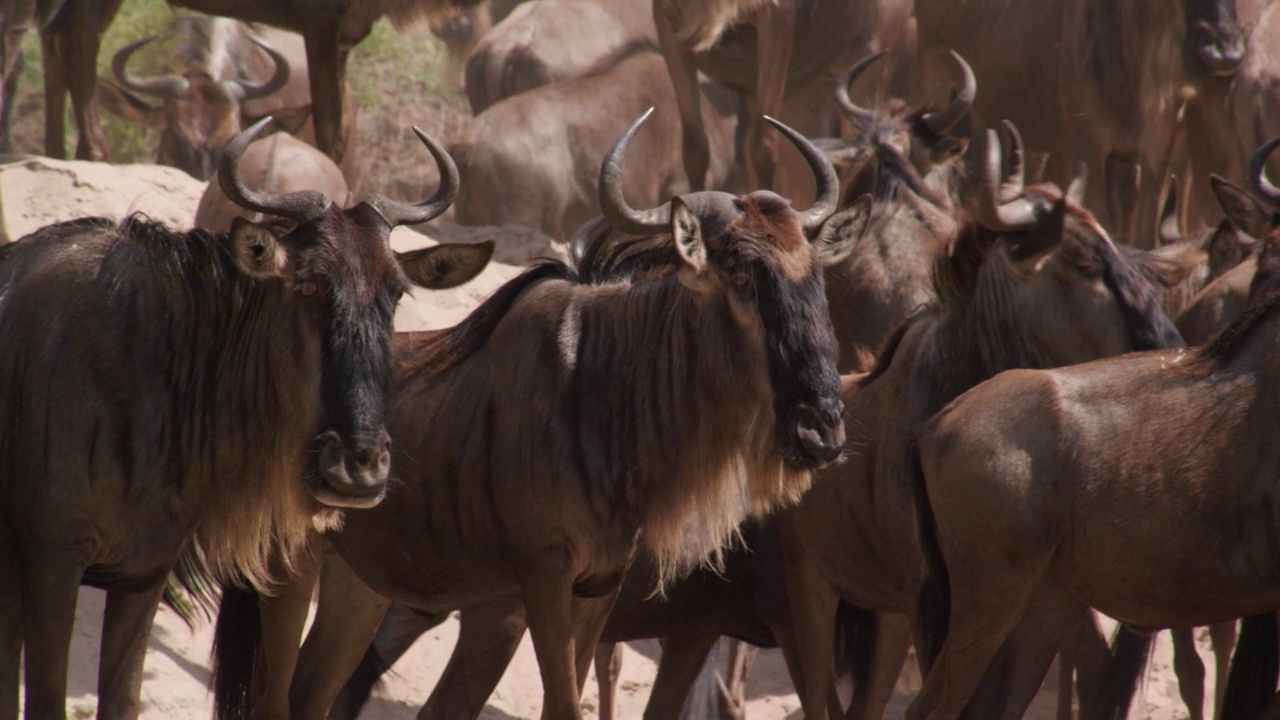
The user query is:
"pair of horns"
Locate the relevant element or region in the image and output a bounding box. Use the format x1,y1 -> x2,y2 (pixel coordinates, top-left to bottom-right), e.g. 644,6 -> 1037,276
219,118 -> 456,227
112,34 -> 290,102
836,49 -> 975,137
978,120 -> 1086,231
599,109 -> 839,236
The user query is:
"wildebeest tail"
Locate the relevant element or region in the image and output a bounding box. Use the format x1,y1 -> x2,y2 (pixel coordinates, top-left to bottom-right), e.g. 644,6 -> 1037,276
1094,625 -> 1155,720
911,444 -> 950,672
1221,613 -> 1279,720
212,582 -> 263,720
833,601 -> 877,690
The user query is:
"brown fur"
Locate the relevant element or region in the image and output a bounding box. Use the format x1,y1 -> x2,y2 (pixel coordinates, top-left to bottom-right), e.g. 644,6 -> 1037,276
778,186 -> 1183,720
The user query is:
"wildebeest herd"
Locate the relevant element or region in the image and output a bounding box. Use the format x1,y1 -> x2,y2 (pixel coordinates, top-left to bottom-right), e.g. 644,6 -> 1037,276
5,0 -> 1280,718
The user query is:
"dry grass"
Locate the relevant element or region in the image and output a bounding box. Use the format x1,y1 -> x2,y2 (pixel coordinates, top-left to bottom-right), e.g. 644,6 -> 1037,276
6,0 -> 474,200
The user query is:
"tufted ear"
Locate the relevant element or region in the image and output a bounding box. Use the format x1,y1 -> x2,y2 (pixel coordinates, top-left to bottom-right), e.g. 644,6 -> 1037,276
229,216 -> 289,279
1212,174 -> 1274,239
1205,219 -> 1257,278
671,197 -> 710,289
398,241 -> 494,290
814,194 -> 871,266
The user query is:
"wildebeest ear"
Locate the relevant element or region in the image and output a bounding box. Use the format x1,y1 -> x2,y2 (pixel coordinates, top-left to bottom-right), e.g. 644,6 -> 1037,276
1005,197 -> 1066,264
1211,174 -> 1274,238
229,216 -> 289,279
398,241 -> 494,290
1206,219 -> 1256,277
96,80 -> 165,128
814,194 -> 872,266
670,197 -> 711,284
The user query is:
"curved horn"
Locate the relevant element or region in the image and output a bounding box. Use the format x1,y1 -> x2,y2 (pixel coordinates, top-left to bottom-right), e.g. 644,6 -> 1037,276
599,108 -> 673,235
922,50 -> 976,136
999,119 -> 1025,202
226,36 -> 291,101
978,128 -> 1039,231
1249,135 -> 1280,204
112,36 -> 189,98
833,51 -> 886,128
219,117 -> 332,224
763,115 -> 840,234
1066,162 -> 1088,206
363,127 -> 460,227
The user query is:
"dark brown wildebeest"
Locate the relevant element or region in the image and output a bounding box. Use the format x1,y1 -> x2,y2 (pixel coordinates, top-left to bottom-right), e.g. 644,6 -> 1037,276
0,116 -> 493,720
463,0 -> 656,115
452,46 -> 739,240
817,49 -> 975,372
97,17 -> 361,184
653,0 -> 914,197
777,126 -> 1183,720
904,138 -> 1280,720
210,111 -> 850,720
192,129 -> 350,232
914,0 -> 1246,247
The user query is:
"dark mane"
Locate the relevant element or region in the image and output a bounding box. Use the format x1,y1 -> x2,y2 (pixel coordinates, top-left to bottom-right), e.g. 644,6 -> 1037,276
407,217 -> 687,378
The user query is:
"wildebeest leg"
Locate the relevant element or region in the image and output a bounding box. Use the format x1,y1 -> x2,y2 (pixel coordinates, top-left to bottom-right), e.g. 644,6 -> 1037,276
571,590 -> 622,696
96,581 -> 167,719
254,546 -> 321,719
0,546 -> 19,720
742,0 -> 795,191
302,19 -> 357,165
846,612 -> 913,720
18,551 -> 85,719
959,575 -> 1087,720
905,568 -> 1048,720
39,31 -> 66,159
779,546 -> 840,720
638,633 -> 719,720
42,0 -> 121,161
289,552 -> 389,720
1171,627 -> 1207,720
1105,152 -> 1141,247
418,599 -> 527,720
653,0 -> 710,192
594,642 -> 622,720
520,561 -> 588,720
1066,614 -> 1110,718
721,639 -> 756,720
1211,620 -> 1240,718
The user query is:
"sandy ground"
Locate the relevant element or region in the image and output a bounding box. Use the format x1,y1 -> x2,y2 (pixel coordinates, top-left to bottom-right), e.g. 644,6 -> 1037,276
1,158 -> 1224,719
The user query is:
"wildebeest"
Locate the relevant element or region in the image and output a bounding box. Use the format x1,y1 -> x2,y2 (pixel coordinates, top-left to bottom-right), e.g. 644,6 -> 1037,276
463,0 -> 656,114
777,126 -> 1183,720
818,49 -> 974,372
36,0 -> 126,160
452,45 -> 739,240
97,17 -> 361,184
0,116 -> 493,720
210,111 -> 849,720
192,129 -> 350,231
0,0 -> 32,152
161,0 -> 491,164
914,0 -> 1246,246
653,0 -> 914,197
904,138 -> 1280,720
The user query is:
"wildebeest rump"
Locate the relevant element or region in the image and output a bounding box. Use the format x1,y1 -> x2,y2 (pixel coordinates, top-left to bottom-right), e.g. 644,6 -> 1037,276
905,160 -> 1280,720
777,126 -> 1183,720
211,111 -> 851,720
0,117 -> 492,720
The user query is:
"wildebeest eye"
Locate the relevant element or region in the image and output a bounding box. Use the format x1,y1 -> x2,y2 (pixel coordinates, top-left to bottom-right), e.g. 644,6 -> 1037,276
299,281 -> 318,297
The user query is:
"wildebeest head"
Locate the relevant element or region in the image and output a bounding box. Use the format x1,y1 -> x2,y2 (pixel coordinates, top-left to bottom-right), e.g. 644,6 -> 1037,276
963,123 -> 1184,363
599,110 -> 851,470
823,49 -> 975,204
100,34 -> 291,180
219,118 -> 493,508
1183,0 -> 1245,76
